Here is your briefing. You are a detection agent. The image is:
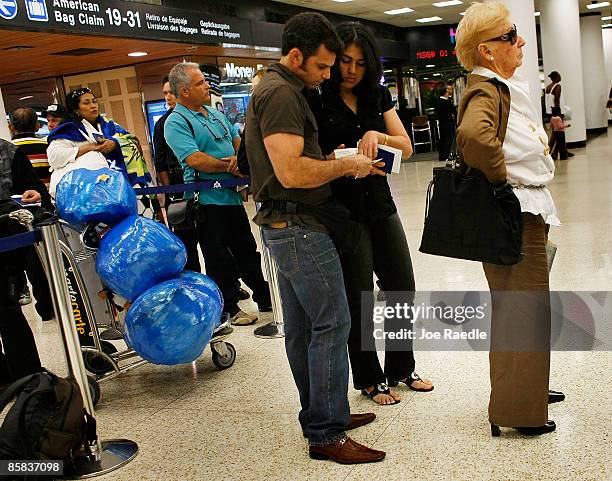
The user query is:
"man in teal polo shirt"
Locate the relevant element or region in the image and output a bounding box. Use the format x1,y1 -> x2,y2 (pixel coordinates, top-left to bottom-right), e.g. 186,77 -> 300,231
165,62 -> 271,325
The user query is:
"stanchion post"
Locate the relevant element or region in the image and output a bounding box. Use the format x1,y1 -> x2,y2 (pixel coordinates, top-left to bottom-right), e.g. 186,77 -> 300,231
36,221 -> 138,478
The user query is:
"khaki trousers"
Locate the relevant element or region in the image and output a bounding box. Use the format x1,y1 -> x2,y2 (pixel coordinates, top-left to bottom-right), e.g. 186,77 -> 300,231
483,213 -> 551,427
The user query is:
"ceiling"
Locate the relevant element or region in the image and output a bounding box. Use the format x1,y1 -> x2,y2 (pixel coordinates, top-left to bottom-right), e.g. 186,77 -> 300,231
0,29 -> 279,87
273,0 -> 612,28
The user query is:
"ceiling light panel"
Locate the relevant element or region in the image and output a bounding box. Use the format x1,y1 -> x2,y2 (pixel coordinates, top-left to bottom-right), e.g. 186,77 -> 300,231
416,16 -> 443,23
384,7 -> 415,15
433,1 -> 463,7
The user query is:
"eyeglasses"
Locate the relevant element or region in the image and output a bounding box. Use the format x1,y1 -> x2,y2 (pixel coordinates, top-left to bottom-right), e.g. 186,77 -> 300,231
485,24 -> 518,45
191,113 -> 231,142
204,119 -> 231,142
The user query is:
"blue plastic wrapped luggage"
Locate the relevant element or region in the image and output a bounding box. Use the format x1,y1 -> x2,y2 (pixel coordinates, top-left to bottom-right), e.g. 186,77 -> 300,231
95,215 -> 187,301
177,271 -> 224,327
55,168 -> 137,226
124,277 -> 221,365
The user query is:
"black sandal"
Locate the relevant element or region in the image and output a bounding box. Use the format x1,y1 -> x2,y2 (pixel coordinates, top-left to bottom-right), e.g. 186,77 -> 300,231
361,383 -> 400,405
388,373 -> 434,392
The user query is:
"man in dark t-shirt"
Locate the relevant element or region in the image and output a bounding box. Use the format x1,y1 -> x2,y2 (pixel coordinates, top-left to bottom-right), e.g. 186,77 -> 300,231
245,12 -> 384,464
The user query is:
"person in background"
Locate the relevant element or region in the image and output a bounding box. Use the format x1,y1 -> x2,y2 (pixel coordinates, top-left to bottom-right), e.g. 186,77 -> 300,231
236,68 -> 267,177
165,62 -> 271,326
0,138 -> 53,387
550,106 -> 571,160
43,104 -> 68,133
246,12 -> 384,464
154,76 -> 201,272
153,75 -> 249,301
46,87 -> 126,194
47,87 -> 152,194
8,107 -> 54,321
455,1 -> 564,438
544,71 -> 573,158
312,22 -> 431,406
436,83 -> 457,161
9,107 -> 51,185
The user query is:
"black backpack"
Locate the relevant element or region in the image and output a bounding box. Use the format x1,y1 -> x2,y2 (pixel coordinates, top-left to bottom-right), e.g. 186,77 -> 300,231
0,370 -> 96,476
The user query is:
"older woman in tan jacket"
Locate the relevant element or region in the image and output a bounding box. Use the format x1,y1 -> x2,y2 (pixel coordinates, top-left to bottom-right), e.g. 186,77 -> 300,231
455,2 -> 564,437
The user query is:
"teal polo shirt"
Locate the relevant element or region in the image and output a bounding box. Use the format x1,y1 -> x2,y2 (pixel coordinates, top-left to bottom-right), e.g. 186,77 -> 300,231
164,103 -> 242,205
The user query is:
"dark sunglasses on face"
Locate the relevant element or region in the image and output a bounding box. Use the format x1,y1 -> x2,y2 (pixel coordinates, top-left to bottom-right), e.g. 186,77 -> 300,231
486,24 -> 518,45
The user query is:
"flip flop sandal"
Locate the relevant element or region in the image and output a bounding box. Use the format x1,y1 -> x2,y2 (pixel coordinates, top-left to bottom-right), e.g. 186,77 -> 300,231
361,383 -> 401,405
389,373 -> 434,392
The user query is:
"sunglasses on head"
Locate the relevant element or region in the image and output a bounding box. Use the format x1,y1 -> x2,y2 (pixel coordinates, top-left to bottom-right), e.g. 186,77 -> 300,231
69,87 -> 92,99
486,24 -> 518,45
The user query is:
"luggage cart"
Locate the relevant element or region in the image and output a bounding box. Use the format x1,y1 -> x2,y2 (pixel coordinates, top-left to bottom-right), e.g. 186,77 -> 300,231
55,220 -> 237,405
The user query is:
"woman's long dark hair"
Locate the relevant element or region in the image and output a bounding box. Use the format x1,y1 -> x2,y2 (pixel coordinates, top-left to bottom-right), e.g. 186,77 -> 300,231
62,87 -> 93,124
327,22 -> 383,110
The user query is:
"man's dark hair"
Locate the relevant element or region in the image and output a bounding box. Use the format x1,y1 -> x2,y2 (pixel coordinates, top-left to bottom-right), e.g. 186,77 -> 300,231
9,107 -> 38,133
548,71 -> 561,82
551,106 -> 562,116
162,75 -> 169,85
282,12 -> 343,60
327,22 -> 382,110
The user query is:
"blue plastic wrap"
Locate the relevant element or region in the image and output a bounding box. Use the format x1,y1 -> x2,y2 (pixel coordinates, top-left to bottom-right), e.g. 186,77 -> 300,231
177,271 -> 224,326
56,168 -> 137,226
96,216 -> 187,301
124,278 -> 220,365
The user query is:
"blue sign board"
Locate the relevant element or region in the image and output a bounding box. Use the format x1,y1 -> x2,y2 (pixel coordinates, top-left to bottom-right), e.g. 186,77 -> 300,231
0,0 -> 18,20
26,0 -> 48,22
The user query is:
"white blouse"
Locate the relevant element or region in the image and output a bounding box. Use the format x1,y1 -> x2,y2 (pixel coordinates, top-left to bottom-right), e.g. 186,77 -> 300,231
472,67 -> 561,226
47,120 -> 110,194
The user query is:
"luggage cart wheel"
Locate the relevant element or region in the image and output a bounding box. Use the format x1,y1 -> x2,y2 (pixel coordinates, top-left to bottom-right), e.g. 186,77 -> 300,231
211,342 -> 236,370
83,340 -> 118,375
87,375 -> 100,407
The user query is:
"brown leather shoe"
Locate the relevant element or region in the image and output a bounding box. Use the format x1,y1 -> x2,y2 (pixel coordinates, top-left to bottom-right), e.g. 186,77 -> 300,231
309,436 -> 385,464
346,413 -> 376,430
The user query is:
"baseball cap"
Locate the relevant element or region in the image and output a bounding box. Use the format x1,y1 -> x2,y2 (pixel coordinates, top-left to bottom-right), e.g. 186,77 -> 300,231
42,104 -> 68,117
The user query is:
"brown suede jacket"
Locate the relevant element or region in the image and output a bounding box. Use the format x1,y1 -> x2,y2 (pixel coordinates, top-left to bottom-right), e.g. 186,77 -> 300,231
456,74 -> 511,184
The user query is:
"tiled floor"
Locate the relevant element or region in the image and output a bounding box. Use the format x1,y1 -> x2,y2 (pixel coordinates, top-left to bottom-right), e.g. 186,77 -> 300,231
22,129 -> 611,480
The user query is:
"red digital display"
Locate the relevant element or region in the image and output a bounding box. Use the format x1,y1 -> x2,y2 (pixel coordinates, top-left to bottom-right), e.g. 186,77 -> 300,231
416,49 -> 457,60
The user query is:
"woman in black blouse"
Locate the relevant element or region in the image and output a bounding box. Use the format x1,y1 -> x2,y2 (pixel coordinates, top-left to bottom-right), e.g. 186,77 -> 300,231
313,22 -> 433,405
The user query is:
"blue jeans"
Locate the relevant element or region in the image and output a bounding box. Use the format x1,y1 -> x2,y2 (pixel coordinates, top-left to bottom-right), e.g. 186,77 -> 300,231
262,224 -> 351,446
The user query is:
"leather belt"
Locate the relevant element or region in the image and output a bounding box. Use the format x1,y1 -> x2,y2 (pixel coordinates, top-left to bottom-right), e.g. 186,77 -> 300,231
268,221 -> 288,229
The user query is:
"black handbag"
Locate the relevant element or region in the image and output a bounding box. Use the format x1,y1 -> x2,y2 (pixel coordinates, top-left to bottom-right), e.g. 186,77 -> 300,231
419,84 -> 523,266
167,198 -> 198,231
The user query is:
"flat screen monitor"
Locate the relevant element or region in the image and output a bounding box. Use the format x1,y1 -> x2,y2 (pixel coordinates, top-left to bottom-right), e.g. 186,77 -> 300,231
145,99 -> 169,154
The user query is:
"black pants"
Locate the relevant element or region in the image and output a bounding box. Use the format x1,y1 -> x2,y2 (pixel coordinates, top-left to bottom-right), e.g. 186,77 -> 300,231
24,247 -> 54,320
551,131 -> 569,160
198,204 -> 270,314
173,226 -> 202,272
171,211 -> 242,294
340,213 -> 416,390
0,254 -> 42,383
438,122 -> 455,162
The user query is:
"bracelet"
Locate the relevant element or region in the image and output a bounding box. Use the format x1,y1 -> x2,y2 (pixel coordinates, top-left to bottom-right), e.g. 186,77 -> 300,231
352,155 -> 359,179
383,134 -> 389,146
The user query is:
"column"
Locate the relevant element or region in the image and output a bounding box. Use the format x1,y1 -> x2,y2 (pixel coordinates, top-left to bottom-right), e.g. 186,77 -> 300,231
603,28 -> 612,121
487,0 -> 542,119
540,0 -> 586,145
0,87 -> 10,141
580,13 -> 608,132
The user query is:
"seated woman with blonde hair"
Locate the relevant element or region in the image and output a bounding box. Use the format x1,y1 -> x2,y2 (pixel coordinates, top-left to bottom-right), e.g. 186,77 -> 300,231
455,1 -> 564,437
